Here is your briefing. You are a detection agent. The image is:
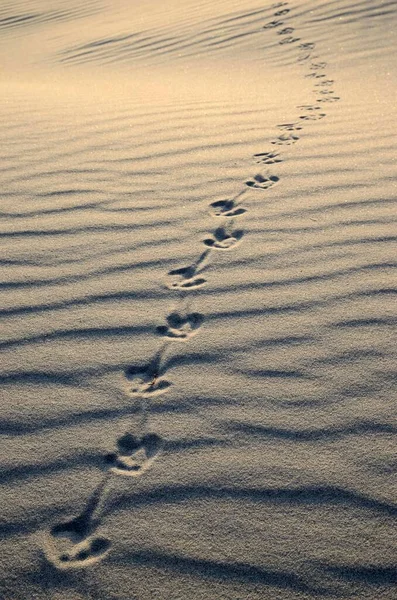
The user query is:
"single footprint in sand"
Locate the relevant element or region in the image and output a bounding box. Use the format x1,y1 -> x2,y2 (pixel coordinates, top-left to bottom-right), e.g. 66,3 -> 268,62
317,96 -> 340,103
306,72 -> 326,79
274,8 -> 290,16
310,61 -> 327,70
277,122 -> 302,132
124,365 -> 171,397
278,27 -> 294,35
105,432 -> 163,477
271,133 -> 299,145
203,226 -> 244,249
279,36 -> 300,44
299,42 -> 316,51
263,20 -> 283,29
315,79 -> 334,87
167,250 -> 209,290
56,537 -> 111,569
297,53 -> 312,63
209,199 -> 247,218
246,173 -> 280,188
156,311 -> 204,339
254,151 -> 282,165
300,113 -> 326,121
297,104 -> 322,112
44,480 -> 111,569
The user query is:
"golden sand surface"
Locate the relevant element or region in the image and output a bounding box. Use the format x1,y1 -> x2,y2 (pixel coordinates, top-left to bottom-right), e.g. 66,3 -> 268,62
0,1 -> 396,598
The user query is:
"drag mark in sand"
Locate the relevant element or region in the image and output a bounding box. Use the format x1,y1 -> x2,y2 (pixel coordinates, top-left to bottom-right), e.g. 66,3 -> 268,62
42,0 -> 341,570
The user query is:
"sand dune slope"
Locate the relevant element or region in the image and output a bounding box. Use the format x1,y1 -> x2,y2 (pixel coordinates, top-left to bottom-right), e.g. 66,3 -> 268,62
0,1 -> 396,599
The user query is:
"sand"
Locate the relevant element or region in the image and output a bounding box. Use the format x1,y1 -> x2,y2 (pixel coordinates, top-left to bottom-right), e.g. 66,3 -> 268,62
0,0 -> 396,598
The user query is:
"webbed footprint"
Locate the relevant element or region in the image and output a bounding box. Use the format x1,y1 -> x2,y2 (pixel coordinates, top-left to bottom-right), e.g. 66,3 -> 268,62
156,311 -> 204,339
105,432 -> 163,477
209,199 -> 247,218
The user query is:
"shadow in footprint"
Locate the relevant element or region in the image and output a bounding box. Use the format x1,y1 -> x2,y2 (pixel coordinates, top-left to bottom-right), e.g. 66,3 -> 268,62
124,348 -> 171,397
203,227 -> 244,250
105,432 -> 163,477
246,174 -> 279,189
254,151 -> 282,165
156,311 -> 204,339
167,250 -> 209,290
44,478 -> 111,569
209,199 -> 247,218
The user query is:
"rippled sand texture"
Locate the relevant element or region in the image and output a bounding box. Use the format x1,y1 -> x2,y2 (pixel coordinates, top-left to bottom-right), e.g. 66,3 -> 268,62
0,0 -> 396,598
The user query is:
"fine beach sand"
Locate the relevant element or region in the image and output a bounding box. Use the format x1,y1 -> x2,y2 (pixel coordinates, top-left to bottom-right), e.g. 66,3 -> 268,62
0,0 -> 396,598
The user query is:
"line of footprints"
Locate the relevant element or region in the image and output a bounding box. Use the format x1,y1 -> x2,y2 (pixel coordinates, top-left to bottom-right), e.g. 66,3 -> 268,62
43,0 -> 340,569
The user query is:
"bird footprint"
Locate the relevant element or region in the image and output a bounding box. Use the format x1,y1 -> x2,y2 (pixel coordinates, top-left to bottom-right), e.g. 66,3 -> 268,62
246,174 -> 279,188
44,480 -> 111,569
55,537 -> 111,569
105,432 -> 164,477
124,365 -> 171,397
253,151 -> 282,165
271,134 -> 299,145
167,250 -> 209,290
156,311 -> 204,339
209,199 -> 247,218
277,122 -> 302,132
263,20 -> 283,29
203,227 -> 244,249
